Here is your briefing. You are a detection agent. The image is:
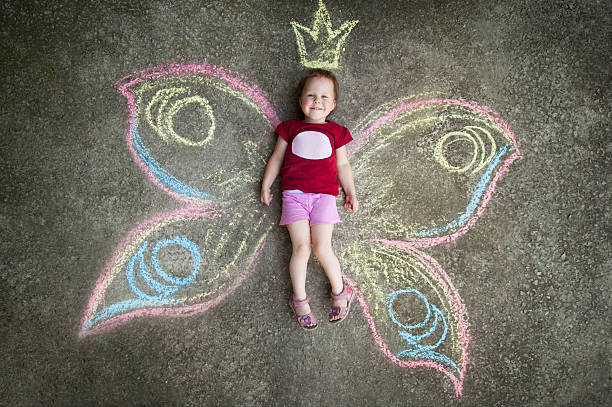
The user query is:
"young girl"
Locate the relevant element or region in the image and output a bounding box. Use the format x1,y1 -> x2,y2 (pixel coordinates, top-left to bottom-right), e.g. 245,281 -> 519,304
261,69 -> 358,330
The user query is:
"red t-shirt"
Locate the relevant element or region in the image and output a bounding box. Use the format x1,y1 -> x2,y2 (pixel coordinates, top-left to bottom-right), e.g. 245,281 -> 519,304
276,118 -> 353,196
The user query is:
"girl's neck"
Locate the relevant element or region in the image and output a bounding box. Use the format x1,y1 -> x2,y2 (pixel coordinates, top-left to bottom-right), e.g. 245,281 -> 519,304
302,118 -> 329,124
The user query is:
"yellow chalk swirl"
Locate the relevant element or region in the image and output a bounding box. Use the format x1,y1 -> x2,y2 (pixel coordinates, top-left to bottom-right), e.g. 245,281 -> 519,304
145,87 -> 216,147
434,126 -> 496,174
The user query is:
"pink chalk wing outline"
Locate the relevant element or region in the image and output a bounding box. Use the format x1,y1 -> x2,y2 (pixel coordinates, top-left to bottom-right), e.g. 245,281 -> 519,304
80,63 -> 279,338
343,97 -> 522,396
344,244 -> 469,396
351,97 -> 522,248
80,62 -> 523,398
115,62 -> 280,206
79,207 -> 267,338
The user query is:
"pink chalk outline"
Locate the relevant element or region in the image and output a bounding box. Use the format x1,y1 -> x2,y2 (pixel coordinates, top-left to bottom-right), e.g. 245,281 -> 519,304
115,62 -> 281,206
353,241 -> 470,397
350,98 -> 522,249
79,206 -> 266,338
345,98 -> 522,396
81,63 -> 281,339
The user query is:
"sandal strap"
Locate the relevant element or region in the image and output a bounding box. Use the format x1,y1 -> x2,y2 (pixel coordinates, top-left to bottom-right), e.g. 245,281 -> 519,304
291,296 -> 310,307
331,285 -> 351,301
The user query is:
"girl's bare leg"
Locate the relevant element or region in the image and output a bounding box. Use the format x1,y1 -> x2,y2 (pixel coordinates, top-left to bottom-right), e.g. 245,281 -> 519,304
310,223 -> 347,314
286,220 -> 312,317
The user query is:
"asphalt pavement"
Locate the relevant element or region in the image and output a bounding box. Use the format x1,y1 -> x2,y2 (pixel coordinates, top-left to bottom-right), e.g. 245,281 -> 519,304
1,0 -> 610,405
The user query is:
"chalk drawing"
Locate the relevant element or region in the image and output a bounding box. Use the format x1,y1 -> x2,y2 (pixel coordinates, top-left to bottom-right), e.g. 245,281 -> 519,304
116,63 -> 280,205
343,240 -> 469,395
145,87 -> 216,146
291,0 -> 358,69
80,0 -> 523,398
80,206 -> 271,337
389,289 -> 458,374
434,126 -> 496,174
339,94 -> 521,396
126,236 -> 202,301
80,63 -> 277,338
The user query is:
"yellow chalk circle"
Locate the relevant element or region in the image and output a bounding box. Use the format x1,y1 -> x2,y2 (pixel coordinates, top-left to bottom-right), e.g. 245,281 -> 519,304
166,96 -> 216,146
146,87 -> 216,147
145,87 -> 186,143
434,126 -> 496,174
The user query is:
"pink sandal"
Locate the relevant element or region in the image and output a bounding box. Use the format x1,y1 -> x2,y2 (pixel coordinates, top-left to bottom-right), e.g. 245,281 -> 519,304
289,295 -> 318,330
329,284 -> 355,323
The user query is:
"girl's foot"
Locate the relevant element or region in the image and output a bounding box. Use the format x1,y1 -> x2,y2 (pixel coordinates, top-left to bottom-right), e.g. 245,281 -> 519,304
289,295 -> 318,330
329,284 -> 355,323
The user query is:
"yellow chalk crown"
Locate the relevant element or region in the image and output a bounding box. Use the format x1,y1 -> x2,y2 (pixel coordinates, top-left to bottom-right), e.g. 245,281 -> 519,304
291,1 -> 358,70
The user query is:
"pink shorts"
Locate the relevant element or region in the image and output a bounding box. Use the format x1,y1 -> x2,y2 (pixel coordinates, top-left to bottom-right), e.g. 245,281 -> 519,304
280,191 -> 340,226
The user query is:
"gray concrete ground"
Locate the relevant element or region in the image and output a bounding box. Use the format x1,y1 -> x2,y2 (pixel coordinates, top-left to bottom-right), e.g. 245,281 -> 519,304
1,0 -> 610,405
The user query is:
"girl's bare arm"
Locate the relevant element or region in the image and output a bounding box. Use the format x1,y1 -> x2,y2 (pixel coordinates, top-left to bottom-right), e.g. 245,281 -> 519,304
336,146 -> 358,212
261,137 -> 288,205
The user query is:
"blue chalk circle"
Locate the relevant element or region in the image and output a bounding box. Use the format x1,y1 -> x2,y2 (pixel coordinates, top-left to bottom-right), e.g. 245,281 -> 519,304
387,289 -> 459,375
85,236 -> 203,331
126,236 -> 202,301
151,236 -> 202,286
387,288 -> 431,330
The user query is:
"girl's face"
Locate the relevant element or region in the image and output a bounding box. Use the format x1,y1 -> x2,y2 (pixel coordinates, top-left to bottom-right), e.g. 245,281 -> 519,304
299,76 -> 337,124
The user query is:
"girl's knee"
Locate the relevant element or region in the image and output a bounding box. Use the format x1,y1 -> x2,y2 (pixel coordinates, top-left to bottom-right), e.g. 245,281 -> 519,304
292,242 -> 311,258
312,242 -> 333,259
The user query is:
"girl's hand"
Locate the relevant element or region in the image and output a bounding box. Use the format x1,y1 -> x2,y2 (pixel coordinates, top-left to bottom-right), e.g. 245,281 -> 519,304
261,188 -> 273,206
344,194 -> 358,212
